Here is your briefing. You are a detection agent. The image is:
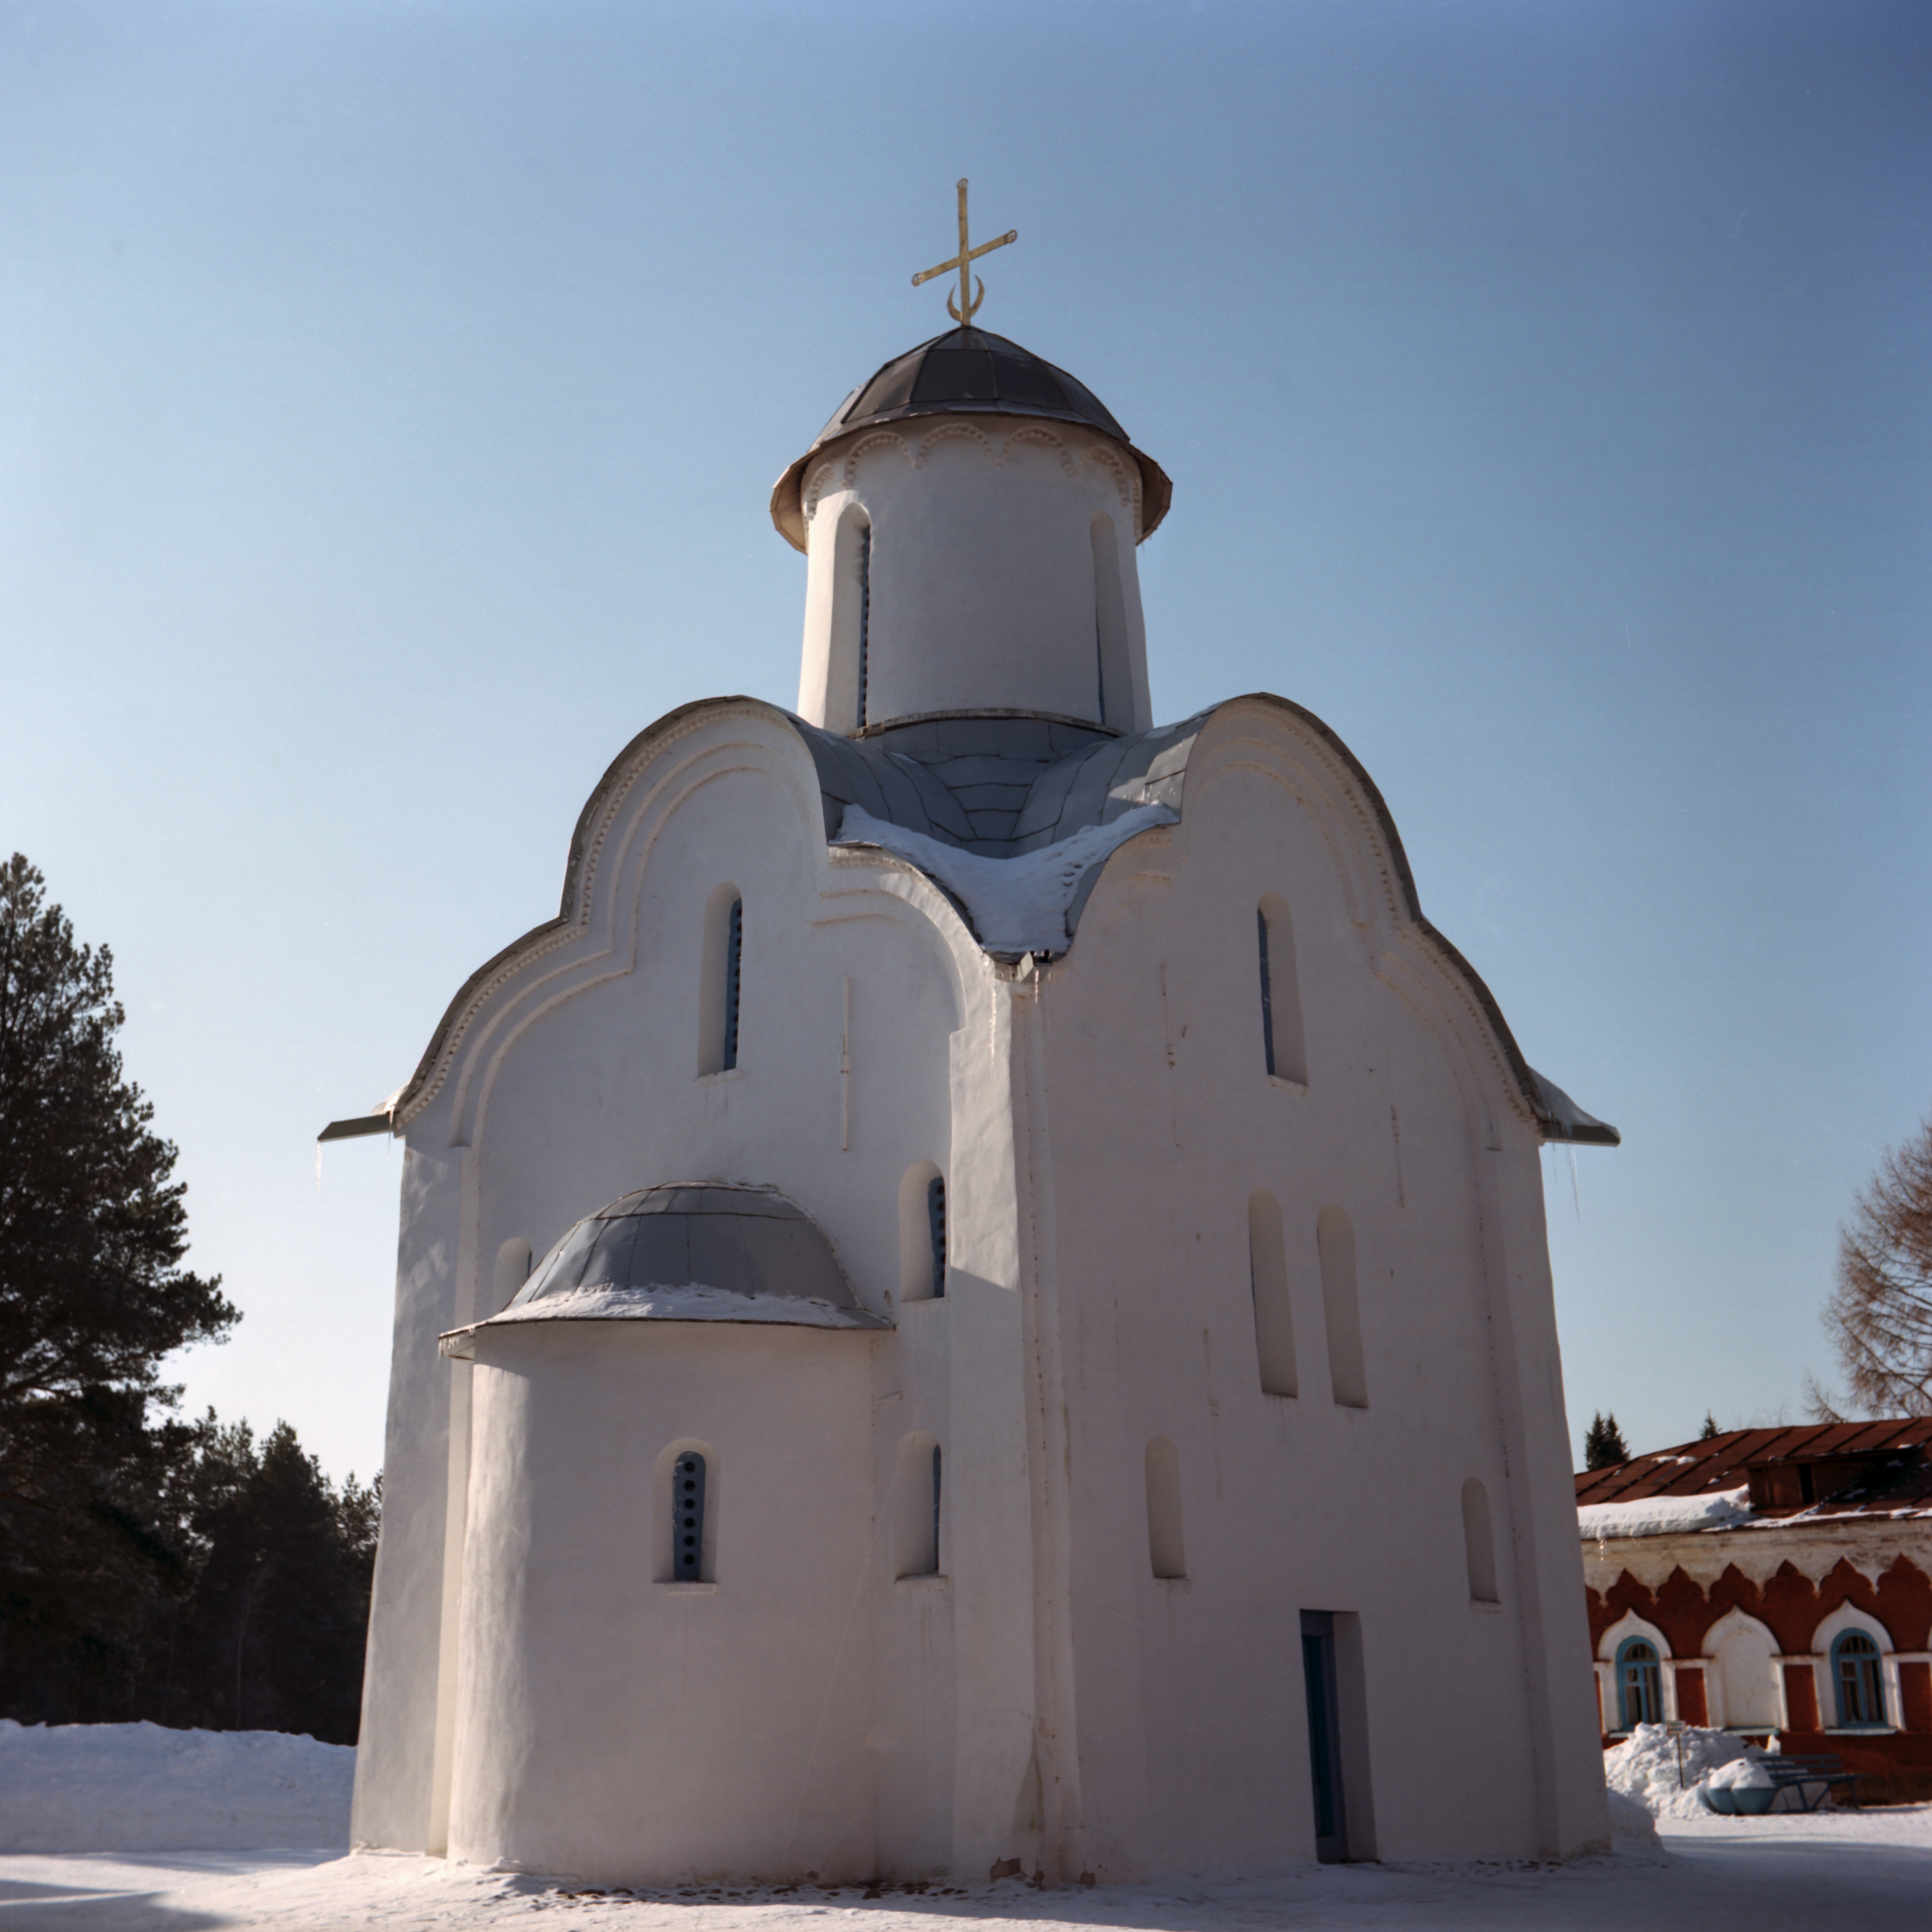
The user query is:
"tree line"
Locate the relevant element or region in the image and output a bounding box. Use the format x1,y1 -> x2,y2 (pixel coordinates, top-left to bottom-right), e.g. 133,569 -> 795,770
0,855 -> 375,1742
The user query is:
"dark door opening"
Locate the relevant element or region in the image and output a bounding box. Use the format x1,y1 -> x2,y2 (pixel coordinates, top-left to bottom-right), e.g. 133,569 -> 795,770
1301,1610 -> 1347,1863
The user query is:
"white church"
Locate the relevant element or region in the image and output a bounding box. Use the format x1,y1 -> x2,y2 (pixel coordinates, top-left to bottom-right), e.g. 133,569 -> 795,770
332,206 -> 1617,1885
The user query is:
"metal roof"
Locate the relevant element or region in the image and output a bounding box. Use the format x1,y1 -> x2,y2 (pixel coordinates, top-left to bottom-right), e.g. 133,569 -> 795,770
1575,1420 -> 1932,1520
438,1184 -> 891,1352
769,327 -> 1172,551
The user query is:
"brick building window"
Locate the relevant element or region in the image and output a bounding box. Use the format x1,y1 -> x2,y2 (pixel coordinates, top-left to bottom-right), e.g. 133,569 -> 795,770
1832,1631 -> 1887,1728
1616,1637 -> 1663,1730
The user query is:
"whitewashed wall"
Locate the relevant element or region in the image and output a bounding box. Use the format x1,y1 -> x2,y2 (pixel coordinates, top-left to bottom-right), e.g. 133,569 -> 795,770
796,421 -> 1152,735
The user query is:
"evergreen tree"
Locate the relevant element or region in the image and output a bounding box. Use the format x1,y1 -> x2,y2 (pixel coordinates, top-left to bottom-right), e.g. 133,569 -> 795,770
0,855 -> 237,1718
1698,1412 -> 1720,1440
1583,1411 -> 1630,1470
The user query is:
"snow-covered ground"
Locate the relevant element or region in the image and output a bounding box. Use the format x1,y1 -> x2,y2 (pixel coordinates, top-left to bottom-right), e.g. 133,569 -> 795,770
2,1722 -> 1928,1929
0,1720 -> 354,1853
3,1815 -> 1930,1932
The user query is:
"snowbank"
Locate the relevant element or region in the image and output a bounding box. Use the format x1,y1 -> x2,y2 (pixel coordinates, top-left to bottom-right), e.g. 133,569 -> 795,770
835,802 -> 1178,954
1578,1487 -> 1751,1540
0,1719 -> 353,1851
1606,1788 -> 1661,1844
1605,1722 -> 1765,1821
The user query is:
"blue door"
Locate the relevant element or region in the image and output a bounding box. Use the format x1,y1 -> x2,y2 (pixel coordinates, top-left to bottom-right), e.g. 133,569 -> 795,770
1301,1610 -> 1347,1863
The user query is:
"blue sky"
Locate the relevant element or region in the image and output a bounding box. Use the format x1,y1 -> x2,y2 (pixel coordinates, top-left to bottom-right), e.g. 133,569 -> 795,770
4,0 -> 1928,1482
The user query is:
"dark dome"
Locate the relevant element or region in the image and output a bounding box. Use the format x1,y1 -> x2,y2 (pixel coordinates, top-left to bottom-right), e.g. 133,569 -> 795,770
509,1183 -> 860,1311
825,327 -> 1131,445
770,328 -> 1171,551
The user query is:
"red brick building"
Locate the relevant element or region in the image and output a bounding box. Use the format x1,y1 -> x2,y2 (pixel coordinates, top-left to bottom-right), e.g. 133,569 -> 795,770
1576,1421 -> 1932,1799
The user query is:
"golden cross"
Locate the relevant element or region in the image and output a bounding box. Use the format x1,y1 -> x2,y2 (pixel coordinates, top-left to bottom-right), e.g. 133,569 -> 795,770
911,178 -> 1017,327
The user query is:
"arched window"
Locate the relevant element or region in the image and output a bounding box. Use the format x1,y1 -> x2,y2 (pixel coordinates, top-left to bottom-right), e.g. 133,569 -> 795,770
1144,1435 -> 1187,1580
697,884 -> 744,1077
899,1162 -> 948,1302
1090,513 -> 1131,730
1316,1206 -> 1368,1408
1247,1188 -> 1298,1398
1832,1631 -> 1887,1727
1256,894 -> 1309,1086
672,1451 -> 708,1582
1461,1478 -> 1499,1603
491,1237 -> 533,1312
1615,1637 -> 1663,1730
893,1433 -> 942,1578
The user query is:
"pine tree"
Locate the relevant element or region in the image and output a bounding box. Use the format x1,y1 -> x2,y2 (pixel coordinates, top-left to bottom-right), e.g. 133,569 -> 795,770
1583,1411 -> 1630,1470
0,855 -> 238,1718
1699,1412 -> 1720,1440
170,1420 -> 376,1742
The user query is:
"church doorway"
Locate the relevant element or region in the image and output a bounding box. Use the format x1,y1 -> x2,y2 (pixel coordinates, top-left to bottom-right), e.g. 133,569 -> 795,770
1300,1611 -> 1347,1862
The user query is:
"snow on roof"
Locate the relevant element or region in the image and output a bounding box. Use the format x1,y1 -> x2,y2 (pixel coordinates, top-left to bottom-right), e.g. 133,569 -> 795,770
1577,1487 -> 1751,1541
834,800 -> 1178,955
1574,1420 -> 1932,1525
440,1281 -> 891,1356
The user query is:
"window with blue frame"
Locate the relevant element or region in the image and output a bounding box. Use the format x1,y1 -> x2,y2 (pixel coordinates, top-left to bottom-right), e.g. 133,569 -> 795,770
1832,1631 -> 1886,1727
1615,1637 -> 1663,1730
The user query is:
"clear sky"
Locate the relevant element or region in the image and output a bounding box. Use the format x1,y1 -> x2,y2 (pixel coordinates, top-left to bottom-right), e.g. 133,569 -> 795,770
4,0 -> 1928,1484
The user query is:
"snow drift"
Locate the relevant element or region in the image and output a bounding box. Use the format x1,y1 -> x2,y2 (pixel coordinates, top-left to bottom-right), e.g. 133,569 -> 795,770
1605,1722 -> 1767,1821
0,1719 -> 353,1851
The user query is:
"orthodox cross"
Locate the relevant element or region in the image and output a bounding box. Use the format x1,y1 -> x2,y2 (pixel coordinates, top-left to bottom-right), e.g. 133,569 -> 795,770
911,178 -> 1017,327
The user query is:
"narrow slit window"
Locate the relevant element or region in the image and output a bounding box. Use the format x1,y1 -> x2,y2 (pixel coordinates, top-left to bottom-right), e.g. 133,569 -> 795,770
722,897 -> 742,1071
1258,907 -> 1276,1076
1461,1478 -> 1499,1602
927,1175 -> 947,1299
672,1452 -> 707,1582
1256,894 -> 1309,1085
931,1444 -> 943,1568
698,884 -> 743,1078
1090,513 -> 1131,730
857,525 -> 871,727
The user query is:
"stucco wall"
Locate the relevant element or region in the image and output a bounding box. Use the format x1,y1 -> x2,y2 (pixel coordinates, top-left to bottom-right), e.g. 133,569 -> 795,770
448,1321 -> 878,1883
356,693 -> 1607,1875
796,422 -> 1151,734
1026,706 -> 1605,1863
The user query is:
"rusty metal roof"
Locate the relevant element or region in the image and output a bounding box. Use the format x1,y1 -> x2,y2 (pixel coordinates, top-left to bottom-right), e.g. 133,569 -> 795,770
1575,1420 -> 1932,1520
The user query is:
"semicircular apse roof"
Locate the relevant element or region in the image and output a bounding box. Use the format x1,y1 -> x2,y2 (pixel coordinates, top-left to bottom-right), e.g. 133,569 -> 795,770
439,1184 -> 889,1356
